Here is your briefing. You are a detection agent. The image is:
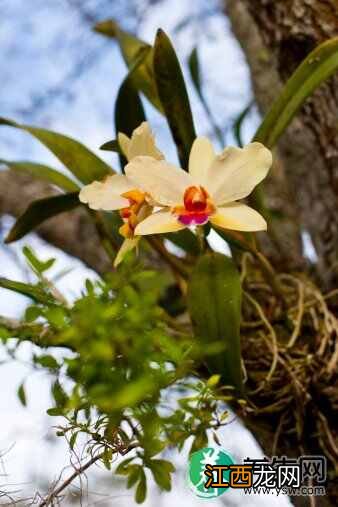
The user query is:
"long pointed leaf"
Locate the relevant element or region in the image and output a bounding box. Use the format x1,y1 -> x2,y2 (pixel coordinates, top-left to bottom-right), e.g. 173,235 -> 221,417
153,29 -> 196,169
115,52 -> 147,170
188,253 -> 242,392
0,117 -> 112,184
0,160 -> 79,192
94,20 -> 162,112
0,278 -> 55,304
5,193 -> 80,243
254,37 -> 338,147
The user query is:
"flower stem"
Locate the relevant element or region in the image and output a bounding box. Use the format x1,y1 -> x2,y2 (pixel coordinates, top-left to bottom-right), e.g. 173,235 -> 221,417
196,226 -> 206,254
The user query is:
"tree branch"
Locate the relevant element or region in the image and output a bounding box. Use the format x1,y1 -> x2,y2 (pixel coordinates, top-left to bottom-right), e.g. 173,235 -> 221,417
0,171 -> 111,274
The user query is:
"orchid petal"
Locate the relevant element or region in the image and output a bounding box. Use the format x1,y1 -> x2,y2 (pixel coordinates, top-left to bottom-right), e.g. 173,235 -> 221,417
188,136 -> 215,186
118,122 -> 163,161
134,210 -> 185,235
125,156 -> 193,206
206,142 -> 272,205
210,203 -> 267,231
79,174 -> 134,211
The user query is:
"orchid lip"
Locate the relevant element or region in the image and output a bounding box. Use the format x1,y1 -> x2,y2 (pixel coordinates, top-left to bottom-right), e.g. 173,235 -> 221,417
178,213 -> 209,226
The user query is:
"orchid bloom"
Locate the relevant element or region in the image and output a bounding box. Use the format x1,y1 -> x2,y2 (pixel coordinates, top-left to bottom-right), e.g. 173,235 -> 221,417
124,138 -> 272,236
79,122 -> 163,266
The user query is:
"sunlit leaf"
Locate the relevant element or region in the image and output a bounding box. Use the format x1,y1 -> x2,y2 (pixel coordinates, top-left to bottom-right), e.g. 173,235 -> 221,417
0,277 -> 55,304
5,192 -> 80,243
0,117 -> 112,184
0,160 -> 79,192
23,246 -> 56,274
188,253 -> 243,392
153,29 -> 196,169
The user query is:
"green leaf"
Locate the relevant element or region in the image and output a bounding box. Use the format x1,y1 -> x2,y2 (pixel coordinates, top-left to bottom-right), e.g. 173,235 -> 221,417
188,47 -> 201,94
17,382 -> 27,406
135,469 -> 147,504
127,466 -> 141,488
115,60 -> 146,170
115,457 -> 135,475
233,101 -> 253,148
47,407 -> 64,416
188,47 -> 224,146
52,380 -> 68,407
103,448 -> 113,470
69,431 -> 79,450
34,354 -> 59,369
0,159 -> 79,192
23,246 -> 56,274
153,29 -> 196,169
254,37 -> 338,148
94,20 -> 162,112
100,139 -> 121,152
0,277 -> 55,304
190,430 -> 208,454
5,192 -> 80,243
148,459 -> 174,491
188,253 -> 243,392
0,117 -> 112,184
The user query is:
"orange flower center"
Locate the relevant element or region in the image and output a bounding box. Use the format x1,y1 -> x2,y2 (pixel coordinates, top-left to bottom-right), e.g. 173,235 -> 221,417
173,186 -> 215,226
119,189 -> 145,238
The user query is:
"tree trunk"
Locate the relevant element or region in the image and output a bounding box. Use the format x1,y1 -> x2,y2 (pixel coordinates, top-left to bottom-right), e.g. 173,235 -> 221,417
226,1 -> 338,504
226,0 -> 338,288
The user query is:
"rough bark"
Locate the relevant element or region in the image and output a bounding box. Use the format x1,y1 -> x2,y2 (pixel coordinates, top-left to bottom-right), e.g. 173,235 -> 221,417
226,2 -> 338,505
226,0 -> 338,287
0,171 -> 112,274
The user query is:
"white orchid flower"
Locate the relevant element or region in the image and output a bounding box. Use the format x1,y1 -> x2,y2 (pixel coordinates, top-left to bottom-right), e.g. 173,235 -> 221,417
124,138 -> 272,236
79,122 -> 163,266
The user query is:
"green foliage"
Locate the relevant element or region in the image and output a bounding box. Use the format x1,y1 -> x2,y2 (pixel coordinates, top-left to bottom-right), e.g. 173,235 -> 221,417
0,252 -> 230,502
94,20 -> 162,112
5,192 -> 80,243
114,55 -> 146,169
99,139 -> 121,153
188,47 -> 224,145
17,382 -> 27,406
232,101 -> 253,148
0,117 -> 112,184
153,29 -> 196,169
0,277 -> 56,305
188,253 -> 243,393
23,246 -> 56,274
0,159 -> 79,192
254,37 -> 338,148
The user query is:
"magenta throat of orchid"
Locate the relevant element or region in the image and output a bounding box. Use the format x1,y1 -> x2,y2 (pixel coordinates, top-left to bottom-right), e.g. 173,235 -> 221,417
178,213 -> 209,226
